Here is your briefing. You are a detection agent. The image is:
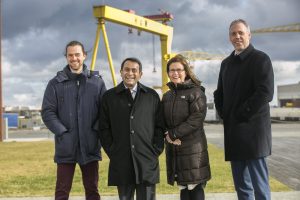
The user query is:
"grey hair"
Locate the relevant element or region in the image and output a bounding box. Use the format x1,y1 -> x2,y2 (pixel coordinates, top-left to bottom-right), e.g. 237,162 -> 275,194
229,19 -> 251,33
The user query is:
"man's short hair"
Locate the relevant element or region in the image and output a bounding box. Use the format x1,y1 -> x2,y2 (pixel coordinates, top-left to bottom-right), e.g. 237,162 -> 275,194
64,40 -> 87,56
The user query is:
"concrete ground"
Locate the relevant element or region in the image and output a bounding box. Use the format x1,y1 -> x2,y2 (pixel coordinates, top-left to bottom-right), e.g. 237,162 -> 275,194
1,192 -> 300,200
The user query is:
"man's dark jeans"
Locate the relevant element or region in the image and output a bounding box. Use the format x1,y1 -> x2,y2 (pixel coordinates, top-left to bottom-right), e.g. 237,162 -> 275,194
55,161 -> 100,200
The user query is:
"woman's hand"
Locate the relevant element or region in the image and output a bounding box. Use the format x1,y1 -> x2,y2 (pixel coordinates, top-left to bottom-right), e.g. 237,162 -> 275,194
165,132 -> 181,146
172,139 -> 181,145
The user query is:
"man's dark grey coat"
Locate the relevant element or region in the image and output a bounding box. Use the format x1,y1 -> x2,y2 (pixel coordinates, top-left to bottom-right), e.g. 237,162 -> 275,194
214,44 -> 274,161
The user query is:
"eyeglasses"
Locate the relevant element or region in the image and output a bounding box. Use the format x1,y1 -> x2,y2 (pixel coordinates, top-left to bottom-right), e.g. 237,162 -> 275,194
168,69 -> 185,74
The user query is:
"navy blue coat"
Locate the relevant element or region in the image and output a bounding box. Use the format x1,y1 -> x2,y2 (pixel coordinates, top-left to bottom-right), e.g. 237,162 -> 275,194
42,65 -> 106,164
99,82 -> 164,185
214,44 -> 274,161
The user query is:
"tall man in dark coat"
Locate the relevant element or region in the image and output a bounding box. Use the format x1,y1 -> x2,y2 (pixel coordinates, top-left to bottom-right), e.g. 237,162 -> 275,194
42,41 -> 106,200
100,57 -> 164,200
214,19 -> 274,200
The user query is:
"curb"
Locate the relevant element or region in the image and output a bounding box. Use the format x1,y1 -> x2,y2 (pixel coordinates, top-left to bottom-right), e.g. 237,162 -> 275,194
0,191 -> 299,200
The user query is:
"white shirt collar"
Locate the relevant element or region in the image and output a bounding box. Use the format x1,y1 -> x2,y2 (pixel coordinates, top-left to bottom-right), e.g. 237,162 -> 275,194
234,51 -> 241,56
124,83 -> 138,99
124,83 -> 138,93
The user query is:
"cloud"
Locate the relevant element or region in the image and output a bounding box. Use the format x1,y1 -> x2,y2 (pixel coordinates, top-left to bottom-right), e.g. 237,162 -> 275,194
3,28 -> 62,65
2,0 -> 74,39
273,61 -> 300,85
2,0 -> 300,106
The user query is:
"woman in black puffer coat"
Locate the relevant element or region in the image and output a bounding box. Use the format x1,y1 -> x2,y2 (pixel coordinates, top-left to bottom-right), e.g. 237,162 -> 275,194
162,54 -> 211,200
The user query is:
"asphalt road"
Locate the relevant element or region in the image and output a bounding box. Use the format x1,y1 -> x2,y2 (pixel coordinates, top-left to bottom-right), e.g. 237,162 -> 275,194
205,122 -> 300,191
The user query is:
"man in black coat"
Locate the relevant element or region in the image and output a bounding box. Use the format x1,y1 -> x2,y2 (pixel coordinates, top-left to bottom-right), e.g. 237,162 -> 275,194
42,41 -> 106,200
214,19 -> 274,200
100,57 -> 164,200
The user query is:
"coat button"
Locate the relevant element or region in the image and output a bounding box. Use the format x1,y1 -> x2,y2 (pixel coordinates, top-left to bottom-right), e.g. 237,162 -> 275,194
128,103 -> 131,107
130,115 -> 134,119
131,145 -> 135,149
131,130 -> 134,134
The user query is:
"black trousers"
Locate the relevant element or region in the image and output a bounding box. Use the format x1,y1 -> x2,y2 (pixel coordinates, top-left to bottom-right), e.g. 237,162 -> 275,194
117,184 -> 156,200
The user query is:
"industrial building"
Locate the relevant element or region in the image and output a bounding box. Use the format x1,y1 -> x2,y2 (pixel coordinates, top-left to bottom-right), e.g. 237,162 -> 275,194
3,106 -> 44,129
277,82 -> 300,107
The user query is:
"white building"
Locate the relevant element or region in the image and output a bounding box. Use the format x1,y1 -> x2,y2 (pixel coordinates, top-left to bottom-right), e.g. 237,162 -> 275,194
277,82 -> 300,108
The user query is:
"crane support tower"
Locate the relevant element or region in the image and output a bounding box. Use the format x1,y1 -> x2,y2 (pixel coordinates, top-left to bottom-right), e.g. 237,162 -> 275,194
91,5 -> 173,92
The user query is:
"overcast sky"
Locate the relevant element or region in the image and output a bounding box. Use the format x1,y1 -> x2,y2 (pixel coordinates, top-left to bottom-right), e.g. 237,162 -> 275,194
2,0 -> 300,107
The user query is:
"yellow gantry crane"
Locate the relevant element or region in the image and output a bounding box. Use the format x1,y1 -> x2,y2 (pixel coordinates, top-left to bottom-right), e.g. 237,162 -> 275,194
91,5 -> 173,92
92,6 -> 299,92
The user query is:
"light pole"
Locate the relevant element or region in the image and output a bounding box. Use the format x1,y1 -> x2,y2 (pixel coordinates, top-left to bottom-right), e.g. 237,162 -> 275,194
0,0 -> 3,142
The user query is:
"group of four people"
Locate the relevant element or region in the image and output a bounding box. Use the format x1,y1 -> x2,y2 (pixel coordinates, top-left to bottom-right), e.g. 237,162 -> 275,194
42,19 -> 274,200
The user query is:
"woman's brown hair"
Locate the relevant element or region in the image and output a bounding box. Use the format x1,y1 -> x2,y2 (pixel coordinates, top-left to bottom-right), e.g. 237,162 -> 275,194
166,54 -> 201,86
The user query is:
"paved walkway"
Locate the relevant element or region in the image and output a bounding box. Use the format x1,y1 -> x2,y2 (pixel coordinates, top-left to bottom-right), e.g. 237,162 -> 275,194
1,191 -> 300,200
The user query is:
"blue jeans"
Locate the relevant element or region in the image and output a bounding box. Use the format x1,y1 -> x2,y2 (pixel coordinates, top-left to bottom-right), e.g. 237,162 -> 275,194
231,157 -> 271,200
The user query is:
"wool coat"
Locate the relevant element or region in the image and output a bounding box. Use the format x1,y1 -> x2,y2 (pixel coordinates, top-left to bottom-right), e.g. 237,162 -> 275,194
42,65 -> 106,164
214,44 -> 274,161
162,80 -> 211,186
99,82 -> 164,185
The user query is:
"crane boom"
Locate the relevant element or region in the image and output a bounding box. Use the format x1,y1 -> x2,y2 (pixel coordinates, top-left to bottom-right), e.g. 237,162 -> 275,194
252,23 -> 300,33
179,51 -> 225,61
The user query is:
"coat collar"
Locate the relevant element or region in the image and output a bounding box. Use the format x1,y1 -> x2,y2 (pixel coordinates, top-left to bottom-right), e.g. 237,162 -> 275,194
56,64 -> 89,82
115,82 -> 148,94
167,79 -> 199,91
231,43 -> 254,61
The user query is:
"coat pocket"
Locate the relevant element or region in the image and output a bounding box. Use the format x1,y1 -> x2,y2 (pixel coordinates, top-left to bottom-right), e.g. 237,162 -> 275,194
55,132 -> 74,158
